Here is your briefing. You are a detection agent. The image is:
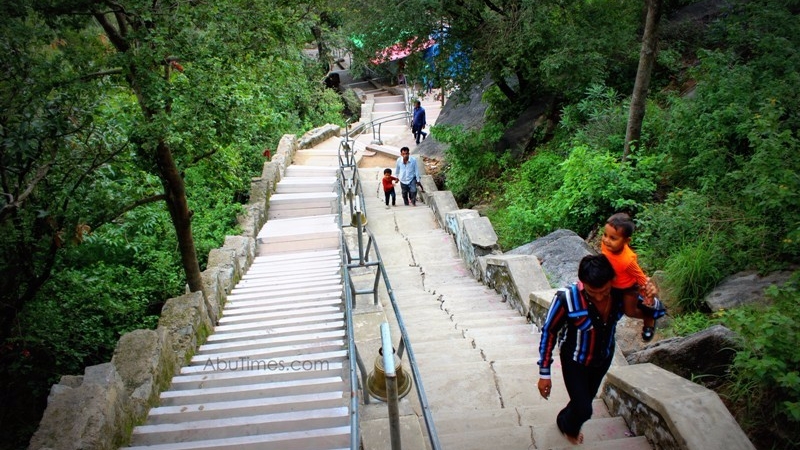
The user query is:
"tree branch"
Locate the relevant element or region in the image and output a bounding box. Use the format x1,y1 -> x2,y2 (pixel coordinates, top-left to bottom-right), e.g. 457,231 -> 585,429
93,12 -> 129,52
482,0 -> 506,16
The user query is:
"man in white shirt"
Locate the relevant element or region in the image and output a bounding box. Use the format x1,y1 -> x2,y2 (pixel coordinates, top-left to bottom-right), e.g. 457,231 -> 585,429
395,147 -> 421,206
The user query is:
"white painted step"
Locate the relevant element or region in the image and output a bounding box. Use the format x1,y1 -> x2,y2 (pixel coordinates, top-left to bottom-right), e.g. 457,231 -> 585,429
190,339 -> 346,365
181,350 -> 348,376
170,359 -> 345,390
249,248 -> 340,263
225,284 -> 343,302
197,329 -> 347,355
240,267 -> 341,283
144,391 -> 346,424
211,311 -> 345,334
275,177 -> 337,193
205,320 -> 345,344
223,290 -> 342,311
231,275 -> 341,292
121,426 -> 350,450
220,297 -> 343,318
130,407 -> 349,445
158,376 -> 346,406
284,165 -> 339,177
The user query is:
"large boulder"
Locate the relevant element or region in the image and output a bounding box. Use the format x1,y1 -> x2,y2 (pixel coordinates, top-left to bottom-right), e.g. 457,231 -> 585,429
415,79 -> 491,160
626,324 -> 740,388
506,229 -> 595,288
704,270 -> 795,311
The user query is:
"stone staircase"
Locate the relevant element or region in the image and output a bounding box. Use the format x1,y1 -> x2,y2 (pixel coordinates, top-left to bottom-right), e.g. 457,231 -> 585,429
354,176 -> 651,449
120,75 -> 651,449
122,139 -> 352,449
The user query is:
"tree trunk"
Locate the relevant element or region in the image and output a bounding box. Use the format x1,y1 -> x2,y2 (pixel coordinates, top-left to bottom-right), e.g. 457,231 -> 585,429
94,9 -> 205,294
623,0 -> 662,161
155,139 -> 204,292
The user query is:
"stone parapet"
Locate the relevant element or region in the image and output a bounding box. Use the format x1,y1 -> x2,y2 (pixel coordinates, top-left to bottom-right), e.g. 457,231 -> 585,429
29,363 -> 131,450
604,363 -> 754,450
484,255 -> 549,316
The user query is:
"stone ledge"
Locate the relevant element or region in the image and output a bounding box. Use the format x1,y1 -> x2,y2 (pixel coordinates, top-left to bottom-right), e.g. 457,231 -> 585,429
484,255 -> 549,317
604,363 -> 754,450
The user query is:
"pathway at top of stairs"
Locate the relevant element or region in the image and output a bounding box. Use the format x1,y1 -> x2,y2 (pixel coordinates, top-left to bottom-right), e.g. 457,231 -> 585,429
121,137 -> 353,450
354,166 -> 652,449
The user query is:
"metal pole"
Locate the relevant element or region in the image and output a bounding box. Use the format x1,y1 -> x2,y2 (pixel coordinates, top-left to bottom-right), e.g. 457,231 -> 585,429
381,323 -> 402,450
355,198 -> 365,265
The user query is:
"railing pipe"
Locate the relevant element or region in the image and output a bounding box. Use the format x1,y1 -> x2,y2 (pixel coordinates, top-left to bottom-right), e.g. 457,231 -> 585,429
381,323 -> 402,450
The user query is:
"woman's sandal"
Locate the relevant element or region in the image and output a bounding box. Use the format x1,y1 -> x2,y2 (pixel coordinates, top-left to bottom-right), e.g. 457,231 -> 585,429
642,326 -> 655,342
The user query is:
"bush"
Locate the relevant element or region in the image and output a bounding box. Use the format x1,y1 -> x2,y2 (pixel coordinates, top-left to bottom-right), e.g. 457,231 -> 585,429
662,236 -> 728,312
719,280 -> 800,449
435,123 -> 506,204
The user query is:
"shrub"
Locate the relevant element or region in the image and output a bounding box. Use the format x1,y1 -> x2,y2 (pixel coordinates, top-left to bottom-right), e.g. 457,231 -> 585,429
719,280 -> 800,449
662,236 -> 728,312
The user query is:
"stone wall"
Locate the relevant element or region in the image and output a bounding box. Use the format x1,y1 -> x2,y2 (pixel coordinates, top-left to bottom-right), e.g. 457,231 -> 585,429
28,124 -> 342,450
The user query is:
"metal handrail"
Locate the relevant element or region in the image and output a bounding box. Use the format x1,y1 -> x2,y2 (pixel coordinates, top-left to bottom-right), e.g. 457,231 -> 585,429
336,170 -> 368,450
338,163 -> 441,450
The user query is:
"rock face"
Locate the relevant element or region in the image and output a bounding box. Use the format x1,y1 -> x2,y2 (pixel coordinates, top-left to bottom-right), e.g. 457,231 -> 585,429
506,229 -> 595,288
626,325 -> 740,387
704,270 -> 795,311
415,79 -> 491,160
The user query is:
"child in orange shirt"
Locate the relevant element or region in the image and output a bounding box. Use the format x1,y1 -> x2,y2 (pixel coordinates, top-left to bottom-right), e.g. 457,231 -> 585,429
601,213 -> 664,341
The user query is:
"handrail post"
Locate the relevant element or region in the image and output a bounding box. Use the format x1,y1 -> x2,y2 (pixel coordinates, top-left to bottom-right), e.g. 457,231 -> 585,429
381,323 -> 402,450
354,200 -> 366,264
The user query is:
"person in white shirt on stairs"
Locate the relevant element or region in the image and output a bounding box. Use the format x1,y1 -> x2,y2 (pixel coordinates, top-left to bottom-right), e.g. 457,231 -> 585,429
395,146 -> 421,206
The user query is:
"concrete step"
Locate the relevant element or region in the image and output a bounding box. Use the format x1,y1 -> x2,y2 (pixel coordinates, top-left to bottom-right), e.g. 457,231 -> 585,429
158,375 -> 346,406
373,95 -> 404,103
266,192 -> 339,208
463,324 -> 538,339
450,309 -> 524,322
516,399 -> 611,428
226,284 -> 342,303
184,349 -> 348,374
235,273 -> 341,290
532,417 -> 635,449
437,425 -> 533,450
212,311 -> 345,334
237,264 -> 342,286
275,177 -> 337,193
412,347 -> 485,368
373,101 -> 405,112
454,315 -> 530,331
230,277 -> 341,295
257,215 -> 339,239
284,165 -> 339,177
145,391 -> 347,424
190,338 -> 346,365
266,207 -> 339,220
553,435 -> 651,449
205,320 -> 345,344
416,362 -> 501,411
224,290 -> 342,310
122,426 -> 350,450
491,358 -> 571,407
221,297 -> 342,318
216,305 -> 343,326
249,248 -> 340,264
198,327 -> 346,353
130,407 -> 349,445
170,360 -> 346,390
479,344 -> 539,362
441,299 -> 515,314
431,407 -> 519,434
465,332 -> 539,349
